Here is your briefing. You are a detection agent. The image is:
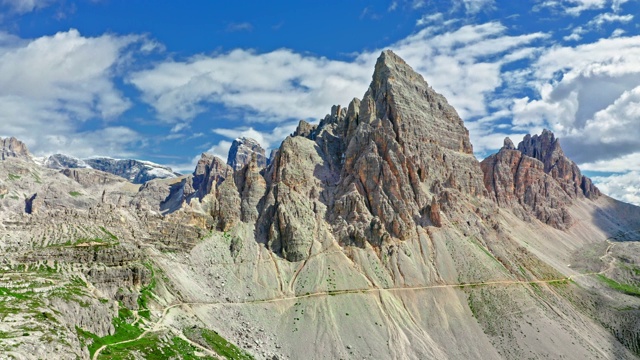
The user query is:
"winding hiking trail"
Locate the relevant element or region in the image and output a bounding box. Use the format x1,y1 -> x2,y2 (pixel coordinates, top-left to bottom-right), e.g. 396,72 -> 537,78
91,233 -> 629,359
91,270 -> 603,359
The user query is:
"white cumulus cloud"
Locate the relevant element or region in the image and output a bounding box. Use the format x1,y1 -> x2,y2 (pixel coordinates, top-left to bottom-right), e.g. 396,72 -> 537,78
592,171 -> 640,205
0,29 -> 144,158
511,35 -> 640,164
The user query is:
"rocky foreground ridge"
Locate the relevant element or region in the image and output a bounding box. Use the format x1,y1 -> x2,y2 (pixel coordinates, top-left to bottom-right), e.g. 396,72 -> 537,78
1,50 -> 640,359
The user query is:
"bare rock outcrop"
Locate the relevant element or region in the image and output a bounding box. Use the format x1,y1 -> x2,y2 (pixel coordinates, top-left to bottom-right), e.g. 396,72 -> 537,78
480,131 -> 600,229
1,136 -> 31,161
258,136 -> 328,261
331,50 -> 486,246
83,157 -> 179,184
227,137 -> 267,171
192,153 -> 233,200
45,153 -> 90,169
235,154 -> 267,223
62,168 -> 126,187
516,129 -> 600,199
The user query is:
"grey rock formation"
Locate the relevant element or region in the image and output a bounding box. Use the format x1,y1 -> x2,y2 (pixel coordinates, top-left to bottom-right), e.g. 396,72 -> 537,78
1,136 -> 31,161
292,119 -> 317,139
503,137 -> 516,150
192,153 -> 233,200
480,130 -> 600,229
331,50 -> 486,246
517,129 -> 600,199
235,153 -> 267,223
257,50 -> 488,259
258,136 -> 328,261
61,168 -> 126,187
44,153 -> 90,169
83,157 -> 179,184
227,137 -> 267,171
42,154 -> 179,184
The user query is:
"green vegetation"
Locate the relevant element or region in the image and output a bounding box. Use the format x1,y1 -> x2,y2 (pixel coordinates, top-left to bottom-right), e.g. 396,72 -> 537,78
7,173 -> 21,181
467,235 -> 505,271
184,327 -> 254,360
78,306 -> 228,359
77,307 -> 144,358
48,235 -> 120,248
104,334 -> 214,360
0,286 -> 30,300
68,191 -> 82,197
99,226 -> 119,241
31,172 -> 42,184
137,263 -> 156,320
597,274 -> 640,297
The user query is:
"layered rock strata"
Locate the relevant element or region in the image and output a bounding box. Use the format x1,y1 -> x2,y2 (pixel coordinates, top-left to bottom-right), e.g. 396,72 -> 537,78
480,132 -> 600,229
227,137 -> 267,171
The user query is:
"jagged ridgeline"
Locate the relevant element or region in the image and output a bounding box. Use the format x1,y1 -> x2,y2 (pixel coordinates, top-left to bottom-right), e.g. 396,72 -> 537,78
2,50 -> 640,359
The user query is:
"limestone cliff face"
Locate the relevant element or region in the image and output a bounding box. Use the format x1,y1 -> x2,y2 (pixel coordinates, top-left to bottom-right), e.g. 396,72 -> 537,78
83,157 -> 179,184
516,130 -> 600,199
192,153 -> 233,200
252,50 -> 488,260
480,132 -> 600,229
331,50 -> 487,247
1,136 -> 31,161
227,137 -> 267,171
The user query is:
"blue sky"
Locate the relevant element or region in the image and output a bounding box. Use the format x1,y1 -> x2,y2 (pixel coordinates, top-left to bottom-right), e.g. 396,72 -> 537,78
1,0 -> 639,205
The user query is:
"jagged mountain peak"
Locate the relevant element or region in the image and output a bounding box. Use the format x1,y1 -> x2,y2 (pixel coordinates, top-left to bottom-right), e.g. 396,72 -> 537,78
44,153 -> 90,169
517,128 -> 564,168
503,137 -> 516,150
515,129 -> 599,199
1,136 -> 32,161
253,50 -> 489,256
361,50 -> 474,155
227,137 -> 267,171
481,130 -> 600,229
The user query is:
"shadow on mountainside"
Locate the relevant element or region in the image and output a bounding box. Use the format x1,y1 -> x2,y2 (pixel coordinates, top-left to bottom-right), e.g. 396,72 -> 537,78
580,196 -> 640,356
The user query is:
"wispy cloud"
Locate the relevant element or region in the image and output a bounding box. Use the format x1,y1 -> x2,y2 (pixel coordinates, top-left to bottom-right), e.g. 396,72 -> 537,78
1,0 -> 52,13
226,22 -> 253,32
539,0 -> 632,15
129,21 -> 546,128
416,13 -> 443,27
458,0 -> 495,13
563,11 -> 633,41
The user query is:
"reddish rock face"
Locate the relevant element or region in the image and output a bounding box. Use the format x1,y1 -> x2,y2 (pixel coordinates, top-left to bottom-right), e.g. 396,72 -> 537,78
480,132 -> 600,229
517,130 -> 600,200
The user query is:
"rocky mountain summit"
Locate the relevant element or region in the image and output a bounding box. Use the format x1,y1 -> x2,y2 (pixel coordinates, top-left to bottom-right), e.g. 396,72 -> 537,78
42,154 -> 180,184
1,136 -> 31,160
2,50 -> 640,360
481,131 -> 601,229
43,153 -> 90,169
227,137 -> 267,171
